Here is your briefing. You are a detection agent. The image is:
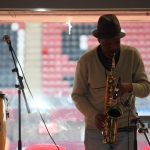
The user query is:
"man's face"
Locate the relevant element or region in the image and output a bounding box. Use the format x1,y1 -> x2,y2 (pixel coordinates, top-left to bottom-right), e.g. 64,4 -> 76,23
99,38 -> 120,59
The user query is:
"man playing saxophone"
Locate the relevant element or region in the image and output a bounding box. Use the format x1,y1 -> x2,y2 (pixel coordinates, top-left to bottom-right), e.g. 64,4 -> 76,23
71,14 -> 150,150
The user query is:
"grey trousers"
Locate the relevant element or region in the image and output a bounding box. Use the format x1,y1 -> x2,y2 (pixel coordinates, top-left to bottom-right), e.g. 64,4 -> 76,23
84,129 -> 134,150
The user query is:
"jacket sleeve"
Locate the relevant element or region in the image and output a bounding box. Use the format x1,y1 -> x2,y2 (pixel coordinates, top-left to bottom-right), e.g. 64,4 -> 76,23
71,61 -> 99,123
131,50 -> 150,98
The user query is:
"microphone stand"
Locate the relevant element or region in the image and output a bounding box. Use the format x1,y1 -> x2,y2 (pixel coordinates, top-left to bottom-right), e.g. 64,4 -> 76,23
120,94 -> 150,150
5,38 -> 31,150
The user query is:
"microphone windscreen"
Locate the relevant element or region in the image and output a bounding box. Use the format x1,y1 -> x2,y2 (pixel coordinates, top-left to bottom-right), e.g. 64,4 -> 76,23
3,35 -> 10,42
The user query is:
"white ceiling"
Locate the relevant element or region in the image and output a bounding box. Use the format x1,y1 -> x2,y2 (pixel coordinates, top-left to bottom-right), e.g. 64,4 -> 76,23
0,10 -> 150,22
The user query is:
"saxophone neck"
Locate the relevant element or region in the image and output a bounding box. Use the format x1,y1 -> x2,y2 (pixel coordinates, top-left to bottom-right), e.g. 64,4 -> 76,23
110,53 -> 116,73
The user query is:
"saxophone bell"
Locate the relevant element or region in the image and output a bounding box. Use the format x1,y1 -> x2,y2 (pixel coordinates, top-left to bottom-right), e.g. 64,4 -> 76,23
107,106 -> 123,118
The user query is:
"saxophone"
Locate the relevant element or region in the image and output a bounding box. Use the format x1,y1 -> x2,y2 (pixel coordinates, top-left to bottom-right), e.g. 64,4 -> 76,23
102,53 -> 123,144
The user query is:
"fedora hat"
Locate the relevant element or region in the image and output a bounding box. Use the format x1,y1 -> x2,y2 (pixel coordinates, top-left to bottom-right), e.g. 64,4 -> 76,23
92,14 -> 126,39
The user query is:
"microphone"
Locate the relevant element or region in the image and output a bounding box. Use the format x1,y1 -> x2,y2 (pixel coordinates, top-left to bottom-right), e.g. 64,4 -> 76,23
113,77 -> 121,100
3,35 -> 11,45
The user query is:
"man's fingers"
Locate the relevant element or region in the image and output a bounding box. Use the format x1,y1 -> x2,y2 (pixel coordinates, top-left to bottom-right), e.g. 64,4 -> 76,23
95,119 -> 106,131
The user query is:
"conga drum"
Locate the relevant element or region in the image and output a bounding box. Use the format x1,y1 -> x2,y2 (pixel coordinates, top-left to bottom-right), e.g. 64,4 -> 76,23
0,91 -> 7,150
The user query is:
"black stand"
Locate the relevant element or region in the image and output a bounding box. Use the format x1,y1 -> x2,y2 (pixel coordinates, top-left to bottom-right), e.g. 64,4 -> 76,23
120,94 -> 150,150
138,127 -> 150,146
4,36 -> 31,150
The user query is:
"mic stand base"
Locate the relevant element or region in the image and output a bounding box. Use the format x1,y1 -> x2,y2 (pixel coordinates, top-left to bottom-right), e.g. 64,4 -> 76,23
18,89 -> 22,150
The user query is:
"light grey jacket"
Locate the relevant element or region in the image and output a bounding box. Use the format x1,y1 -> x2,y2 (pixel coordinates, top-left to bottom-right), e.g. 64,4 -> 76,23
71,44 -> 150,129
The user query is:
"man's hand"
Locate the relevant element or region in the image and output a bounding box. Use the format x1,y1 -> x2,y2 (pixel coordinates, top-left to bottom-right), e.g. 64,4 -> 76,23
120,83 -> 133,96
95,113 -> 106,131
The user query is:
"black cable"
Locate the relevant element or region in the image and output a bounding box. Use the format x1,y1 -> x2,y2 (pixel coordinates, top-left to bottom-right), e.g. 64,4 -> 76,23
127,110 -> 131,150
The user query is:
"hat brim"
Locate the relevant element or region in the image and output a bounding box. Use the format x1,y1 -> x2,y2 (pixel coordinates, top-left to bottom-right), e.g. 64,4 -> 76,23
92,30 -> 126,39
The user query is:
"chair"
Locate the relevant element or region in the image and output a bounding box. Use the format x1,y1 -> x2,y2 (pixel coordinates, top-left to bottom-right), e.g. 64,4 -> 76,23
25,144 -> 66,150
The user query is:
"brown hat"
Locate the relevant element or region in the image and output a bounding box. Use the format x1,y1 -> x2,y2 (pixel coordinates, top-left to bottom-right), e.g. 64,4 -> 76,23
92,14 -> 126,39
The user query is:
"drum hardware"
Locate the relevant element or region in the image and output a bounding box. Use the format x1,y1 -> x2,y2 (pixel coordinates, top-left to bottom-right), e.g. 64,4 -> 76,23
5,96 -> 9,119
